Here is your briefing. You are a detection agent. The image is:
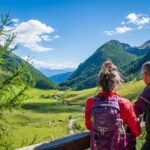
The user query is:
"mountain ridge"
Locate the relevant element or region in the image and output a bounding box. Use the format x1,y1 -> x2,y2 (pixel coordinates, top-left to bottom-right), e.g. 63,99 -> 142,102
60,39 -> 150,90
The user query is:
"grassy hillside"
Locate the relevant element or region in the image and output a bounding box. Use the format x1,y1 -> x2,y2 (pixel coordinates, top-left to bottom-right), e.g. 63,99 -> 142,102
0,53 -> 58,89
6,80 -> 146,149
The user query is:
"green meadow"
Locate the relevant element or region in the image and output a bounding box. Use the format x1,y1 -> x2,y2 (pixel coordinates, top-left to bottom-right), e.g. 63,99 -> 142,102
6,80 -> 146,149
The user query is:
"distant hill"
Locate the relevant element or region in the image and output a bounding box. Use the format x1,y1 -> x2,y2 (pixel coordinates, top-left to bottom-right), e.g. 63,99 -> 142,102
39,68 -> 75,77
0,53 -> 58,89
125,48 -> 150,80
125,47 -> 149,57
49,72 -> 73,84
60,40 -> 139,90
127,40 -> 150,56
139,40 -> 150,49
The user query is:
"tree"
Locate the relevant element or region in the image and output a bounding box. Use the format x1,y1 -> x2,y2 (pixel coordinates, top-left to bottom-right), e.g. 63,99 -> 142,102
0,14 -> 33,150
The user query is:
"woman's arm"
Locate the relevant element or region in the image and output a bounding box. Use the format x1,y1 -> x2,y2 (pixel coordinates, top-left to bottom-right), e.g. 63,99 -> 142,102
124,101 -> 141,137
85,98 -> 95,130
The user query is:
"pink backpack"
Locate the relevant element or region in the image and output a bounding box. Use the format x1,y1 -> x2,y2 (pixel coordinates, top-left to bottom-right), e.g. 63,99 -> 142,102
90,95 -> 127,150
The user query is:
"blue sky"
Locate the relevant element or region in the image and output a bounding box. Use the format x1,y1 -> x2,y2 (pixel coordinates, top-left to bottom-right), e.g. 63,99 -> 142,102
0,0 -> 150,69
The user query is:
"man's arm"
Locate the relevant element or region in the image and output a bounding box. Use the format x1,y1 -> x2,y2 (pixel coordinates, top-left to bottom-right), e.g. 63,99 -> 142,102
134,88 -> 150,116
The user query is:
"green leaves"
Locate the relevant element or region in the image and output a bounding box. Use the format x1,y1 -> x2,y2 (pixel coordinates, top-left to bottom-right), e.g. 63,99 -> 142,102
0,14 -> 33,149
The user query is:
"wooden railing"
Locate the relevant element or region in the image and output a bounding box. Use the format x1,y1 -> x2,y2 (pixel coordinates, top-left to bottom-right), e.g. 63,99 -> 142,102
17,131 -> 90,150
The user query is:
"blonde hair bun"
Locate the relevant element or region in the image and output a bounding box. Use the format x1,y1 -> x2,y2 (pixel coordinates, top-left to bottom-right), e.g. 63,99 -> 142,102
98,60 -> 123,91
102,60 -> 118,72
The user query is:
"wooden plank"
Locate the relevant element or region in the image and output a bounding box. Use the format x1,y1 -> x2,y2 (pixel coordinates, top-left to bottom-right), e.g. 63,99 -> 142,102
16,131 -> 90,150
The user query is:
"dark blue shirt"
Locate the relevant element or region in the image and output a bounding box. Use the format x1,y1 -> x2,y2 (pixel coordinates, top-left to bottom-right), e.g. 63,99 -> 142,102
134,84 -> 150,117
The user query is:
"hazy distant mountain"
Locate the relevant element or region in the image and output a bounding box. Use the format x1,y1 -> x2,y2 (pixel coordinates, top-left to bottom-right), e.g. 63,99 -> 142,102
49,72 -> 73,84
39,68 -> 76,77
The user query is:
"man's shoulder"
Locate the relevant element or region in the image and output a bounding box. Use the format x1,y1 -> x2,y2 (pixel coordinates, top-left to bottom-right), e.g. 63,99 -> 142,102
141,86 -> 150,97
135,86 -> 150,105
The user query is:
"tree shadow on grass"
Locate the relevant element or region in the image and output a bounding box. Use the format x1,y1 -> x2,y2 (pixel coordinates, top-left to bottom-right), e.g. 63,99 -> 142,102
21,102 -> 83,113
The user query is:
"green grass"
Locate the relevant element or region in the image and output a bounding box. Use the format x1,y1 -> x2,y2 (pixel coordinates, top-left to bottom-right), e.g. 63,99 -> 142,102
5,80 -> 146,149
7,88 -> 84,148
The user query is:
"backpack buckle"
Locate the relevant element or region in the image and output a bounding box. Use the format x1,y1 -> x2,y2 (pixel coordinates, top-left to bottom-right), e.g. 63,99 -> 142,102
98,126 -> 108,135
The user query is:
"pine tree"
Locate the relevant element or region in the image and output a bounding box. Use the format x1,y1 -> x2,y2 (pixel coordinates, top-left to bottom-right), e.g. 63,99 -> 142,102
0,14 -> 33,149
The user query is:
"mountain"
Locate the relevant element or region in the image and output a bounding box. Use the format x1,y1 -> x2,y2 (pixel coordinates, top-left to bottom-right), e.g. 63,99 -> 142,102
124,40 -> 150,81
29,67 -> 58,89
0,53 -> 58,89
48,72 -> 73,84
60,40 -> 139,90
39,68 -> 75,77
125,49 -> 150,79
140,40 -> 150,49
124,40 -> 150,57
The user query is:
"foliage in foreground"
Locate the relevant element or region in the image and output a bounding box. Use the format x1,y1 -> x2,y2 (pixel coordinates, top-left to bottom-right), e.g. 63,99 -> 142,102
0,14 -> 33,150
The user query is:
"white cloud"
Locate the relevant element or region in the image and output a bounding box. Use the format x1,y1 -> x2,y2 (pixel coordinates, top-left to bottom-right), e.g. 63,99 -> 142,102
137,25 -> 143,30
21,56 -> 79,69
14,19 -> 55,52
41,35 -> 52,41
11,18 -> 19,23
104,31 -> 116,36
126,13 -> 150,25
115,26 -> 132,34
104,13 -> 150,36
104,26 -> 132,36
1,19 -> 59,52
53,35 -> 60,39
121,21 -> 125,25
126,13 -> 138,24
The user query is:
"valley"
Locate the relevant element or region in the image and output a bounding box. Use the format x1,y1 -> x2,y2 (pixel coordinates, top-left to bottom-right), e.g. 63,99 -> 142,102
6,80 -> 145,149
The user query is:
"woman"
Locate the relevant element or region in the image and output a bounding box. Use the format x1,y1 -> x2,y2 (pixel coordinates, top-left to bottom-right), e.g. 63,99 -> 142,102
85,60 -> 141,150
